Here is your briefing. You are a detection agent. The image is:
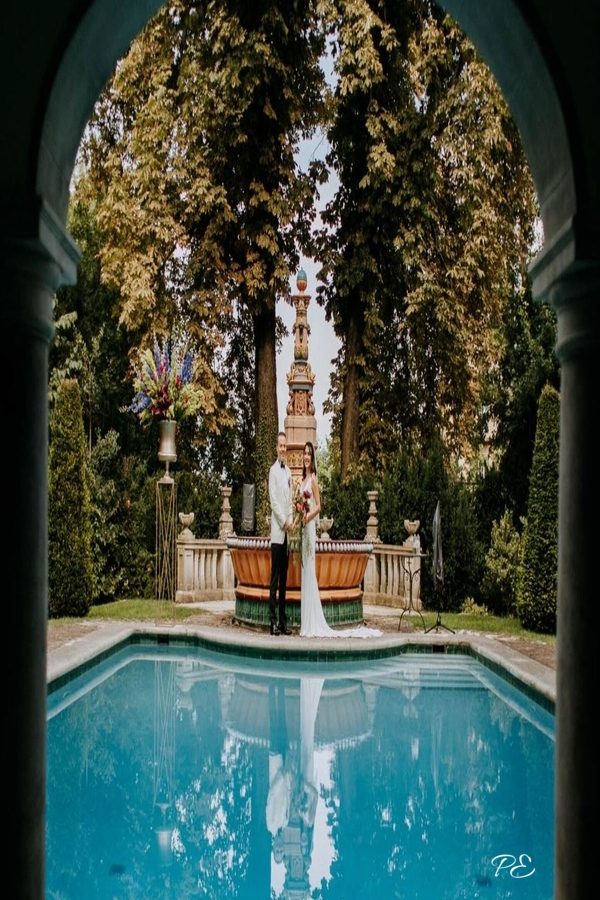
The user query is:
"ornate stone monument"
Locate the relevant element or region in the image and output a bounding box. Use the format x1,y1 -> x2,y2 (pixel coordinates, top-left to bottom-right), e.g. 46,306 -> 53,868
284,269 -> 317,484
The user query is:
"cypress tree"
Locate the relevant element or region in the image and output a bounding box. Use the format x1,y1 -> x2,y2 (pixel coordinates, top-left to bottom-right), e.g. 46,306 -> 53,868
48,379 -> 94,617
517,383 -> 559,632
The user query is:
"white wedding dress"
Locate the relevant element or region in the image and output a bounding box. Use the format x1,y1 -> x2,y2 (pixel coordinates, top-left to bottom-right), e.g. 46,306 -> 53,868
299,476 -> 382,639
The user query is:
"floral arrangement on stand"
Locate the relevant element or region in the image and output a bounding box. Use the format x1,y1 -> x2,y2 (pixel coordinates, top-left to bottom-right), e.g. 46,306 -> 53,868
289,484 -> 311,564
129,335 -> 204,426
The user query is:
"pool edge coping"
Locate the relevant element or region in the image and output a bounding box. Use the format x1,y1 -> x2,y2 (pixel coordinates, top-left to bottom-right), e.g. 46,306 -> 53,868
47,621 -> 556,711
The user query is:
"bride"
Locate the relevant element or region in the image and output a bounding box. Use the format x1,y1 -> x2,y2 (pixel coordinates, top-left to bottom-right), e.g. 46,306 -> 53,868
298,441 -> 381,639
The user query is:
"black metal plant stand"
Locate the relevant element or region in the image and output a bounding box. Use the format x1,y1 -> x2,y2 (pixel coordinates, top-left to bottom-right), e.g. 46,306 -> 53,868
398,552 -> 427,632
424,584 -> 455,634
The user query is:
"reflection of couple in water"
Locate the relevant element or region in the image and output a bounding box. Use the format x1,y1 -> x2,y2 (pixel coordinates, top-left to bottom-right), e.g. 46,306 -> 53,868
266,678 -> 323,898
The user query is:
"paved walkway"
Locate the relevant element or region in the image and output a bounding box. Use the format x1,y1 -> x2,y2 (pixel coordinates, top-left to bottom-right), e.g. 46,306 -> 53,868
47,600 -> 556,705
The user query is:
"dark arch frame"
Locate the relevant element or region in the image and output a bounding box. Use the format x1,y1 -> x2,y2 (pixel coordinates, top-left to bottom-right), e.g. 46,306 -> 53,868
2,3 -> 599,898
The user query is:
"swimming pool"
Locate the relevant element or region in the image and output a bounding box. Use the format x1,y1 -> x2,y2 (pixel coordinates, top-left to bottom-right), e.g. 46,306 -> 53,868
46,644 -> 554,899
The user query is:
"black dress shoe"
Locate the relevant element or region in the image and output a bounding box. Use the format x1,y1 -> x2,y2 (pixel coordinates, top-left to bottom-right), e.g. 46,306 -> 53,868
270,623 -> 281,635
279,624 -> 292,635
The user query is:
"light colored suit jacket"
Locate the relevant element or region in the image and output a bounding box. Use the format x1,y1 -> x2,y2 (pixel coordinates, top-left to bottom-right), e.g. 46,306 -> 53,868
269,461 -> 293,544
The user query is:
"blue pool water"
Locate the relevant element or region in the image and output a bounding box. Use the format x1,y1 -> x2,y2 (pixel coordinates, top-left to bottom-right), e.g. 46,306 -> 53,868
46,645 -> 554,899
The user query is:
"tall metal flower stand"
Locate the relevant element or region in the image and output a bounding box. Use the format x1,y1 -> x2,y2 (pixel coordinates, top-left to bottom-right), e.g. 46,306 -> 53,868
156,420 -> 177,601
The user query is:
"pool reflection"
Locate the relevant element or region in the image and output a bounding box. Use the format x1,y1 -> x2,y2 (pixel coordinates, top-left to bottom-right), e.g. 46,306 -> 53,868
46,650 -> 554,899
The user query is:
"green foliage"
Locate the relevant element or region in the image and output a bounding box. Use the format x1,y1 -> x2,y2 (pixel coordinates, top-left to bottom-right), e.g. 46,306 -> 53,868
52,194 -> 158,462
97,447 -> 156,603
89,431 -> 123,602
255,417 -> 278,536
466,284 -> 557,566
471,465 -> 508,548
376,441 -> 484,610
517,384 -> 559,633
460,597 -> 489,616
78,0 -> 327,474
118,461 -> 157,600
377,448 -> 439,546
48,380 -> 94,617
480,285 -> 559,524
438,484 -> 486,612
177,470 -> 222,539
89,435 -> 157,603
481,510 -> 523,616
319,3 -> 539,470
318,467 -> 372,539
204,303 -> 257,486
48,303 -> 82,405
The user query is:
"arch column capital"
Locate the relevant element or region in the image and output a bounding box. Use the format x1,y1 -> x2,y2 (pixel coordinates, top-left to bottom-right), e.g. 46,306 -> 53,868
545,261 -> 600,363
0,195 -> 80,343
0,193 -> 80,285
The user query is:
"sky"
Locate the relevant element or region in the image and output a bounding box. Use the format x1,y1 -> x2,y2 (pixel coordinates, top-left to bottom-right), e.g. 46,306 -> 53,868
276,127 -> 340,448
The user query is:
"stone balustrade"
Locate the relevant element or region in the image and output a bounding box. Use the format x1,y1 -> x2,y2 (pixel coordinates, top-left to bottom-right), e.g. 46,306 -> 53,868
363,543 -> 423,609
176,538 -> 236,603
176,534 -> 422,608
176,486 -> 422,607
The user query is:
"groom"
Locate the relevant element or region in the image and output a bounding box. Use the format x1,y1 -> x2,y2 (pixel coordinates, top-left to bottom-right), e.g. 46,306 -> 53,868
268,431 -> 293,635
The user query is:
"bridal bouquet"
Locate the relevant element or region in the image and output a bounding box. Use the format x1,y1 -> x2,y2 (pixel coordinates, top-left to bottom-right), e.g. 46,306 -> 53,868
289,485 -> 311,564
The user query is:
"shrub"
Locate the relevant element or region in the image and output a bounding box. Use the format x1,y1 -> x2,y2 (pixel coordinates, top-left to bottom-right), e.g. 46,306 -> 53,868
481,510 -> 523,615
318,468 -> 371,540
117,458 -> 157,599
437,483 -> 486,611
89,430 -> 161,603
377,443 -> 485,611
89,430 -> 122,602
177,469 -> 222,538
460,597 -> 489,616
517,384 -> 559,633
48,379 -> 94,617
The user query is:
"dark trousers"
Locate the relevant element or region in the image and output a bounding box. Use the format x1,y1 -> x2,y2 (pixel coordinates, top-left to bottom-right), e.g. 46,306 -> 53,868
269,537 -> 289,627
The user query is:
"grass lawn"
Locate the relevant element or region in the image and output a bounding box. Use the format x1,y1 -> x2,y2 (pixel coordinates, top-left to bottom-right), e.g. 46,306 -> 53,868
419,610 -> 555,644
86,598 -> 201,621
71,598 -> 556,646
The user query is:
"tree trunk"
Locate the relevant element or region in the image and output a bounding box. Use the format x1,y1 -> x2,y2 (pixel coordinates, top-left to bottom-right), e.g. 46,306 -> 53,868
253,302 -> 278,534
340,303 -> 363,479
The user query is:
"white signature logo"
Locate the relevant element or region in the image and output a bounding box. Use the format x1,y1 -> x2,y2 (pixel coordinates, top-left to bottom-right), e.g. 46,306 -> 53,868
491,854 -> 536,879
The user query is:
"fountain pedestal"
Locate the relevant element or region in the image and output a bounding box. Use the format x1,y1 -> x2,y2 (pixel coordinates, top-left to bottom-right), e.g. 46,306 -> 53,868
226,536 -> 373,628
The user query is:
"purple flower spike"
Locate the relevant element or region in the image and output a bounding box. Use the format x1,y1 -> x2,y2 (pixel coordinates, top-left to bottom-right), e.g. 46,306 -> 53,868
181,352 -> 193,384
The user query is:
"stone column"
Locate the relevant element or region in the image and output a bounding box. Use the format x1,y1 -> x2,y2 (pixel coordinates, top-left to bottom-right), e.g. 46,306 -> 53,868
363,491 -> 381,602
219,485 -> 234,539
549,265 -> 600,900
218,487 -> 236,600
2,209 -> 78,898
364,490 -> 381,543
176,513 -> 195,603
283,271 -> 317,482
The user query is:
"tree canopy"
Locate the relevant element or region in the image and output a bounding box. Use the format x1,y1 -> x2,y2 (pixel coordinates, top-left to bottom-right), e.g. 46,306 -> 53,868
317,2 -> 539,475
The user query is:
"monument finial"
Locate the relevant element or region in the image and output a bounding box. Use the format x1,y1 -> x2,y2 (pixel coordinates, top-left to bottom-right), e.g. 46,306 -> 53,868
296,268 -> 308,293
